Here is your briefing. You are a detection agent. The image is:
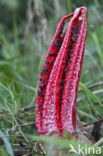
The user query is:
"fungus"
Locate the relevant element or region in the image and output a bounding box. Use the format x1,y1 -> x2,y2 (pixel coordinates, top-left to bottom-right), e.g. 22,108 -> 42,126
36,7 -> 87,136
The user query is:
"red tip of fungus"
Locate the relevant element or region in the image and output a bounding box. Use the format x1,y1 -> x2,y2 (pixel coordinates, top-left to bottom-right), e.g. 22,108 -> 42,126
36,7 -> 87,136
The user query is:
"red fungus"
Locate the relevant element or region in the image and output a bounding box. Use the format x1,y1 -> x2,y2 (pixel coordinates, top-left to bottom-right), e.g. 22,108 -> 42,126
36,7 -> 87,136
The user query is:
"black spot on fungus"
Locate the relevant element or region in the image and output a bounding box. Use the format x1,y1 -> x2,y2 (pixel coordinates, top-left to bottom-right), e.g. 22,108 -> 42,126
40,113 -> 43,116
38,93 -> 43,97
60,23 -> 65,28
72,25 -> 77,32
60,87 -> 64,91
65,55 -> 71,63
38,89 -> 43,97
40,83 -> 45,88
53,40 -> 58,46
45,61 -> 52,65
69,52 -> 72,57
73,25 -> 79,34
49,52 -> 56,56
40,78 -> 44,82
62,71 -> 65,75
72,34 -> 78,42
57,46 -> 61,52
60,80 -> 65,85
41,68 -> 49,74
38,104 -> 43,109
64,67 -> 69,73
57,30 -> 62,36
69,45 -> 73,50
53,38 -> 62,47
68,48 -> 73,54
38,89 -> 41,93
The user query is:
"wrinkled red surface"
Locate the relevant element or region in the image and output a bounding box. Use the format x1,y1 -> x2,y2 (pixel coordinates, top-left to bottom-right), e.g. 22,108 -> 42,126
36,7 -> 87,136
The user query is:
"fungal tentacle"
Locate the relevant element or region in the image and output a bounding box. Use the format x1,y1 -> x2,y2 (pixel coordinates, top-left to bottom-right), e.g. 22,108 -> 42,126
61,7 -> 87,133
36,12 -> 75,134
